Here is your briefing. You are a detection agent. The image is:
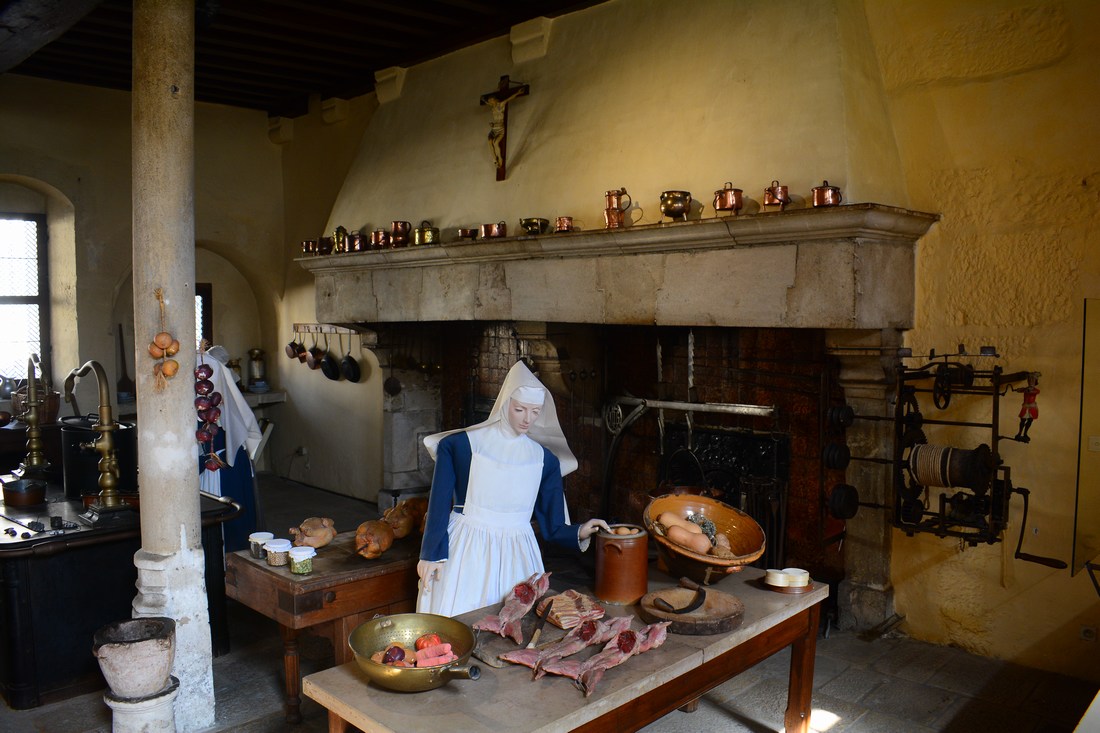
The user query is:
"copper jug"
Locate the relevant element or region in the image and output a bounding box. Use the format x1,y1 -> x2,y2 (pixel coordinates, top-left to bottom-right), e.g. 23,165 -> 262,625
812,180 -> 842,207
594,524 -> 649,605
604,187 -> 631,211
713,182 -> 743,213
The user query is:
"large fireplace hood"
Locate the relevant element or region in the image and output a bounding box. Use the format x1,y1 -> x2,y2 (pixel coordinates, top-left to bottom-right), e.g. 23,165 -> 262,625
299,204 -> 938,329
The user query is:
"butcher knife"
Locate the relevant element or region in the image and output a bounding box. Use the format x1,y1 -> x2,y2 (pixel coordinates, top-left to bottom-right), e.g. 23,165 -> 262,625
526,598 -> 555,649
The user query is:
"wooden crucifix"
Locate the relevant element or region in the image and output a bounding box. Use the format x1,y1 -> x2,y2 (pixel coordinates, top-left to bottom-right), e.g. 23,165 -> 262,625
480,75 -> 529,181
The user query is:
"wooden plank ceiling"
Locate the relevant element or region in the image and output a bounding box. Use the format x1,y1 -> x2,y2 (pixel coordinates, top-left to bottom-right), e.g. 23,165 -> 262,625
1,0 -> 601,118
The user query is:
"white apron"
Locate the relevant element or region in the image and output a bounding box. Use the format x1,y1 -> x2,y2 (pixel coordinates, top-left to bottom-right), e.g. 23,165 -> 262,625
417,450 -> 543,617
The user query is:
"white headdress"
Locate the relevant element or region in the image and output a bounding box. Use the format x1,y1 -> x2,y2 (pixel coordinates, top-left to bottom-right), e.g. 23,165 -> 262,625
423,360 -> 578,476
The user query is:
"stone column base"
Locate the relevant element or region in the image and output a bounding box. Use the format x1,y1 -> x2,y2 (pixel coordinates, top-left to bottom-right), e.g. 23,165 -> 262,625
104,675 -> 179,733
133,544 -> 214,732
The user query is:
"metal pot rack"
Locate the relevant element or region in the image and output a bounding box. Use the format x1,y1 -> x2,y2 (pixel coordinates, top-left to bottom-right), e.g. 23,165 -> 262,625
293,323 -> 378,347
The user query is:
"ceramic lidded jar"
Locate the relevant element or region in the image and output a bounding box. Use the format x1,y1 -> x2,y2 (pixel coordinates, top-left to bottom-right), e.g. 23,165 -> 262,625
594,524 -> 650,605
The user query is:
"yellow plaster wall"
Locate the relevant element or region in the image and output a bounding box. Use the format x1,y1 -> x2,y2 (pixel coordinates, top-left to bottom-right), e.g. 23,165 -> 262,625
864,0 -> 1100,680
327,0 -> 899,234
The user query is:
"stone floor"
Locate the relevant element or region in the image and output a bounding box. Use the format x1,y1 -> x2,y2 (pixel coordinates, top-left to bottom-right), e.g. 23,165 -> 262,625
1,474 -> 1096,733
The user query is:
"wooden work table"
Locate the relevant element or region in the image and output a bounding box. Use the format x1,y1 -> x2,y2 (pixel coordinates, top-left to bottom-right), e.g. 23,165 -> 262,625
224,530 -> 419,722
302,566 -> 826,733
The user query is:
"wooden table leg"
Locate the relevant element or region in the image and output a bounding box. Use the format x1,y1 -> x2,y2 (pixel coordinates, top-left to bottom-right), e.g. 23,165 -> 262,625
281,624 -> 302,723
327,709 -> 351,733
333,614 -> 361,665
784,603 -> 821,733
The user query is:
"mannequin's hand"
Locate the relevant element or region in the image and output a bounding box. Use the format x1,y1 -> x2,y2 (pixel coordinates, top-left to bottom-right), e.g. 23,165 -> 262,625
417,560 -> 445,593
578,518 -> 611,541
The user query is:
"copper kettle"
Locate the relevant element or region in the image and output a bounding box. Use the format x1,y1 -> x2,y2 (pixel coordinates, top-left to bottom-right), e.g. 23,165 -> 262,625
713,182 -> 743,213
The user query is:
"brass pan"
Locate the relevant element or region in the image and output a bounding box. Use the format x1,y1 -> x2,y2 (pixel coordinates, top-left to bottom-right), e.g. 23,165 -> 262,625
348,612 -> 480,692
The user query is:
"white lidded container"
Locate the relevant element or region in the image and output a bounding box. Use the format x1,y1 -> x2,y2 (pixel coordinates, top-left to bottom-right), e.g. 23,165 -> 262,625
263,538 -> 293,567
248,531 -> 274,559
288,546 -> 316,575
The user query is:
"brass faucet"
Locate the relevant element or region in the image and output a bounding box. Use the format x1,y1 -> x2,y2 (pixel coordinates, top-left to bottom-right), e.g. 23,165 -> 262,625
16,356 -> 49,477
64,360 -> 123,508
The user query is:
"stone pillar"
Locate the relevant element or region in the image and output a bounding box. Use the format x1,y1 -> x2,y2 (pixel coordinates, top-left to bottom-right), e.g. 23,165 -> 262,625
131,2 -> 213,731
827,329 -> 901,631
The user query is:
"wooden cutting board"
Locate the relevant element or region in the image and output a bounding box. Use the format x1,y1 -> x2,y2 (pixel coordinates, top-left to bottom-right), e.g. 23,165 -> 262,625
638,587 -> 745,635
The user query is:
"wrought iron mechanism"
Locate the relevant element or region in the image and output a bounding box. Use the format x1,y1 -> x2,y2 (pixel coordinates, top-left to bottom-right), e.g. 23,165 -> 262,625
891,346 -> 1064,568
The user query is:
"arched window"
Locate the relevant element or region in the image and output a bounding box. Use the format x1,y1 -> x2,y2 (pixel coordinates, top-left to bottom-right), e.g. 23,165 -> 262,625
0,213 -> 50,379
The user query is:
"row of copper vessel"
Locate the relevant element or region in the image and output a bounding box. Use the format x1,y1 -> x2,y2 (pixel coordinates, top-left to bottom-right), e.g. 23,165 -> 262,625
299,179 -> 845,254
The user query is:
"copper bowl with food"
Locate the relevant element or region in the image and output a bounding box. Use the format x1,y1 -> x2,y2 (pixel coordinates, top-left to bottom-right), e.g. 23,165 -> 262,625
348,613 -> 480,692
643,494 -> 766,585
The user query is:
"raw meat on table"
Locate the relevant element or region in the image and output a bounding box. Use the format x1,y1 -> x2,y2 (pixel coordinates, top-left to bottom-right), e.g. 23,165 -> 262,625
472,571 -> 552,645
498,615 -> 632,678
535,589 -> 605,629
539,621 -> 671,697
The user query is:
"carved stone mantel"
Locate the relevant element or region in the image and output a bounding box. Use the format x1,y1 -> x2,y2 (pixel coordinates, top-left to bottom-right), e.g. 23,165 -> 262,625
299,204 -> 939,330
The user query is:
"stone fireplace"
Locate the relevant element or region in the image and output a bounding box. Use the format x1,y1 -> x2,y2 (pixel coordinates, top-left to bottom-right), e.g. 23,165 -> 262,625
299,204 -> 938,630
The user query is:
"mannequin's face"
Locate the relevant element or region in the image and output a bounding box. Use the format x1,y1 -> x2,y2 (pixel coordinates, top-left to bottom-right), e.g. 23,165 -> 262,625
507,399 -> 542,434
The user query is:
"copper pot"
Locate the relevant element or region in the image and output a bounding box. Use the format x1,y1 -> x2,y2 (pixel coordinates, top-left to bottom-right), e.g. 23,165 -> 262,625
659,190 -> 692,221
370,229 -> 390,249
306,343 -> 324,370
713,182 -> 743,213
554,216 -> 574,233
390,221 -> 411,247
457,228 -> 478,241
479,221 -> 507,238
594,524 -> 649,605
413,221 -> 439,245
519,217 -> 550,235
763,180 -> 789,206
812,180 -> 843,207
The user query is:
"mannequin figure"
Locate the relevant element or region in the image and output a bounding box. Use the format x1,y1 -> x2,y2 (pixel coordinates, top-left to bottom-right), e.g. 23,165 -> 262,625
1013,371 -> 1040,442
417,361 -> 609,617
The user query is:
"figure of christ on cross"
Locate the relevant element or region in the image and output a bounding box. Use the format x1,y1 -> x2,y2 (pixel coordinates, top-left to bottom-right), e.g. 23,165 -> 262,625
480,75 -> 529,181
